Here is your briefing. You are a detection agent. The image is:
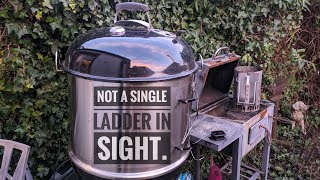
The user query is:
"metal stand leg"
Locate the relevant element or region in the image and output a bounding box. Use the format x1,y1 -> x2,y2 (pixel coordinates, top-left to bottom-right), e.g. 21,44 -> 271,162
232,136 -> 242,180
25,165 -> 33,180
261,137 -> 271,180
192,144 -> 201,180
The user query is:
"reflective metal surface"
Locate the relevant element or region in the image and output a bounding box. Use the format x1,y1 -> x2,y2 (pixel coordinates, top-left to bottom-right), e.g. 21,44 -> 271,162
69,76 -> 193,179
234,66 -> 262,112
64,2 -> 198,179
109,26 -> 125,36
63,26 -> 197,81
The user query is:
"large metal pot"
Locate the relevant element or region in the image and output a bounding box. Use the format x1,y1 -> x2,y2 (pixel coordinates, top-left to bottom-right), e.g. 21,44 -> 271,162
61,2 -> 198,179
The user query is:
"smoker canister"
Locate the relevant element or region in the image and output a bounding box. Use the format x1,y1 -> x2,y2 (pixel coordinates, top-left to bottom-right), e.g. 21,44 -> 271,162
61,2 -> 198,179
233,66 -> 262,112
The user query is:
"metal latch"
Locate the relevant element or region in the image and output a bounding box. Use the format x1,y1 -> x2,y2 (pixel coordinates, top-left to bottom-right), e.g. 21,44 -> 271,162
179,98 -> 198,104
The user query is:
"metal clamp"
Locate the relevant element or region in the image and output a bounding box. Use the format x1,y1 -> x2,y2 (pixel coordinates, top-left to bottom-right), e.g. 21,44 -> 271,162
114,2 -> 152,29
211,46 -> 230,60
55,51 -> 62,72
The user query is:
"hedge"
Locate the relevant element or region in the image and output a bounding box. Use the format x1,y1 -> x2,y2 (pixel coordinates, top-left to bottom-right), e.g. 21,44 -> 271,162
0,0 -> 316,179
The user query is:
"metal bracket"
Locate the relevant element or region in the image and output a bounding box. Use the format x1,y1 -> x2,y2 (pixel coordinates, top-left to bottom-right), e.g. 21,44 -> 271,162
236,75 -> 257,105
179,97 -> 198,104
175,146 -> 192,151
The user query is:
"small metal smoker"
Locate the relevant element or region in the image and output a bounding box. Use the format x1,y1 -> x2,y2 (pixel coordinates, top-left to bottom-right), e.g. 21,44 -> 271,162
234,66 -> 262,112
190,47 -> 274,180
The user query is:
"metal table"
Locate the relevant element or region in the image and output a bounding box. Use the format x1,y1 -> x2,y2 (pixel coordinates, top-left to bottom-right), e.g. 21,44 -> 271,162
190,114 -> 271,180
190,114 -> 243,180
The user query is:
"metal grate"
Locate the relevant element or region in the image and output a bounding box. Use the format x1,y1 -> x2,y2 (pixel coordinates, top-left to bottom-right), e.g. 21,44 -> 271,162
236,104 -> 260,112
221,160 -> 263,180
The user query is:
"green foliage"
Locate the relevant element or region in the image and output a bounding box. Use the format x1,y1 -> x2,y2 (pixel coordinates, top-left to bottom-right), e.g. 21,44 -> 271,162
0,0 -> 317,179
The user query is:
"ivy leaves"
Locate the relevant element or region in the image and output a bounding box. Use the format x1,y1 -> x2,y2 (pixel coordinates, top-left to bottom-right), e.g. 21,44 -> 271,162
0,0 -> 314,179
42,0 -> 53,9
6,23 -> 29,38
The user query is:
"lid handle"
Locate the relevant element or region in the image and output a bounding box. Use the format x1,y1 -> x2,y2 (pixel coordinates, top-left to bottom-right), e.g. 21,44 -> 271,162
116,2 -> 150,12
114,2 -> 152,29
212,47 -> 230,60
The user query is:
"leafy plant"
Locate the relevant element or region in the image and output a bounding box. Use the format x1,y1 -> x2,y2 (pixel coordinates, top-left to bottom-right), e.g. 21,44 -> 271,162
0,0 -> 318,179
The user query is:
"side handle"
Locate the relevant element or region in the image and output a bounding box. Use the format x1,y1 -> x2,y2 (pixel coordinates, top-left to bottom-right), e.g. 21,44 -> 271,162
179,98 -> 198,104
55,51 -> 62,72
211,47 -> 230,61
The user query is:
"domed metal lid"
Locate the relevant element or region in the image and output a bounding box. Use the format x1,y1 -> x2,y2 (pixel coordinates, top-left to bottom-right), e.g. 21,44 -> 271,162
62,2 -> 197,82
